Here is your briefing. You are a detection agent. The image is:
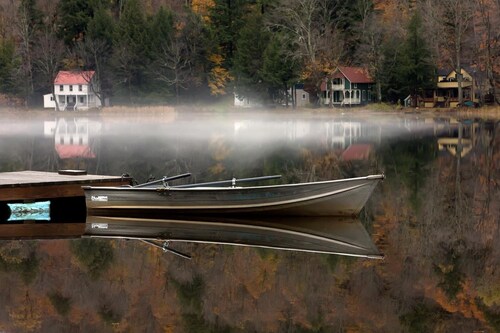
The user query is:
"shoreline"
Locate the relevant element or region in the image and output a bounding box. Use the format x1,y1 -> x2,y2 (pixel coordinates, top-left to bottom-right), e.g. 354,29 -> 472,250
0,104 -> 499,119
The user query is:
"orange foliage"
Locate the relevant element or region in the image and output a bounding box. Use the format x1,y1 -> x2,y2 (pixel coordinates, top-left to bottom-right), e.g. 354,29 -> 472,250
424,278 -> 486,322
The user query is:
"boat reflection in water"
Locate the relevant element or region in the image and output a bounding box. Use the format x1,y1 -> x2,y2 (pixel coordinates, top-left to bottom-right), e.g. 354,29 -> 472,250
85,214 -> 383,260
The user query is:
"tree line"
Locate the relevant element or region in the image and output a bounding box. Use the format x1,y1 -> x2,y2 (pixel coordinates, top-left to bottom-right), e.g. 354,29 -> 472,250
0,0 -> 499,107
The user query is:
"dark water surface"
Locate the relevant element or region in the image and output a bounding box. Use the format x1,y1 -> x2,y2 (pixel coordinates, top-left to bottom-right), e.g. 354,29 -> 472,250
0,110 -> 498,332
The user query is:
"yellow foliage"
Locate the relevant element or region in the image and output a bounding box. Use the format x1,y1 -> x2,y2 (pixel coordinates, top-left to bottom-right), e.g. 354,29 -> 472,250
8,292 -> 42,332
477,279 -> 500,307
209,162 -> 225,174
0,242 -> 30,264
208,53 -> 223,65
191,0 -> 215,22
207,53 -> 233,95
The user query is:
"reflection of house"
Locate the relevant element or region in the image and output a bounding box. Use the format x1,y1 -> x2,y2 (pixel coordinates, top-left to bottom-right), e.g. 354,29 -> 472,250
325,121 -> 381,149
321,67 -> 374,106
53,118 -> 96,159
436,119 -> 479,157
422,68 -> 480,108
341,144 -> 374,161
44,71 -> 101,111
327,121 -> 362,149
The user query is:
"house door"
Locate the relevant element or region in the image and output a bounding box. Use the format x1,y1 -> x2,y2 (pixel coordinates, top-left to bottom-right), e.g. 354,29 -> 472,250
333,91 -> 343,103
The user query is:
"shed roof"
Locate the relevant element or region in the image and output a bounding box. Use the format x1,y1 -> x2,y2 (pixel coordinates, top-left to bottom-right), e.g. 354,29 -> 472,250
54,71 -> 95,85
334,67 -> 373,84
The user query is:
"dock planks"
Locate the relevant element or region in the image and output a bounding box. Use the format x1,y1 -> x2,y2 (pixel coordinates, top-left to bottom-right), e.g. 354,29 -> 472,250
0,171 -> 131,201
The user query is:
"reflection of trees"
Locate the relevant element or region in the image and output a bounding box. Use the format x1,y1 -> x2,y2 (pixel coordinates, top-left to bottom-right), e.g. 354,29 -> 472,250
379,137 -> 436,212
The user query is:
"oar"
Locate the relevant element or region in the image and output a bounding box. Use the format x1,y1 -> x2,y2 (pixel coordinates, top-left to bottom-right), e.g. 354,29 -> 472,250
133,173 -> 191,188
140,239 -> 192,260
173,175 -> 282,188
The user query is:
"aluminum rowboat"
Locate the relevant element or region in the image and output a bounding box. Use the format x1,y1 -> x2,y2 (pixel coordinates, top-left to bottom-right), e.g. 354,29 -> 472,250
83,174 -> 384,217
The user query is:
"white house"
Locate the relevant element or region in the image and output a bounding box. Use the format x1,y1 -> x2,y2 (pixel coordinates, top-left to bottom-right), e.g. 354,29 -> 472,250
321,66 -> 374,106
44,71 -> 101,111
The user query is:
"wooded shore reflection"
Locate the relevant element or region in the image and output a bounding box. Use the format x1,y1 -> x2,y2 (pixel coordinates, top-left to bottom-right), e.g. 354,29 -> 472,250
0,112 -> 498,332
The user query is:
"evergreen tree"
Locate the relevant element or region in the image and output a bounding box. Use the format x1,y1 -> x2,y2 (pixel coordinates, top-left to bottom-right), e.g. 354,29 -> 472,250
403,11 -> 435,104
261,34 -> 300,106
112,0 -> 149,100
0,38 -> 19,95
77,5 -> 115,104
232,10 -> 270,101
380,10 -> 435,104
147,6 -> 175,68
57,0 -> 98,45
379,35 -> 406,103
208,0 -> 247,66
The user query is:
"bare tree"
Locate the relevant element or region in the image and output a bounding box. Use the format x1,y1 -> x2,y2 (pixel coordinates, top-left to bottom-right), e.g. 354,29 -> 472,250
439,0 -> 475,105
475,0 -> 500,104
267,0 -> 345,104
356,12 -> 386,102
268,0 -> 344,72
15,0 -> 40,107
35,25 -> 65,111
154,38 -> 192,104
75,38 -> 110,107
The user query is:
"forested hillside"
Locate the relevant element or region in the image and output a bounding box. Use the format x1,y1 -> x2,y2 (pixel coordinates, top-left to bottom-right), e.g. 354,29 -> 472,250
0,0 -> 499,106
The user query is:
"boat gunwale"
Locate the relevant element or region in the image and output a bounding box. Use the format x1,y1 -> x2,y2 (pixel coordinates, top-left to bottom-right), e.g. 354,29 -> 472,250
82,174 -> 385,192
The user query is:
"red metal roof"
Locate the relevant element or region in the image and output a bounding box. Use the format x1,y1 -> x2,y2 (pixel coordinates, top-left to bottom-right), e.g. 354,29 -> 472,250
55,145 -> 95,159
54,71 -> 95,85
334,67 -> 373,84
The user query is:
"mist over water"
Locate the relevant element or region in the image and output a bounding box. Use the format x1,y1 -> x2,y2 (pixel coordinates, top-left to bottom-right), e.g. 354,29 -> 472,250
0,110 -> 435,182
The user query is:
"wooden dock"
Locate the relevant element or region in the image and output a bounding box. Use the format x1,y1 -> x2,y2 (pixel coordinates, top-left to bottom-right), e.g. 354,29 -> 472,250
0,170 -> 131,201
0,223 -> 85,240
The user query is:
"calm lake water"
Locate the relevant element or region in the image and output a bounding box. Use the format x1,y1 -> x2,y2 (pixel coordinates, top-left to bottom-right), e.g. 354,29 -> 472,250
0,109 -> 498,332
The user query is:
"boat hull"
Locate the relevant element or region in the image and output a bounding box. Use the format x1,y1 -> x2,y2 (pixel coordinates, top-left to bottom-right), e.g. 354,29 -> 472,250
83,175 -> 384,217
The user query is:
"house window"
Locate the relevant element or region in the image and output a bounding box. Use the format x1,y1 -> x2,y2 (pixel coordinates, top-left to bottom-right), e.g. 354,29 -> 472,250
353,83 -> 358,89
333,78 -> 342,85
69,85 -> 73,92
59,85 -> 63,91
302,94 -> 306,100
50,96 -> 54,101
345,91 -> 350,98
79,96 -> 84,103
79,85 -> 82,91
